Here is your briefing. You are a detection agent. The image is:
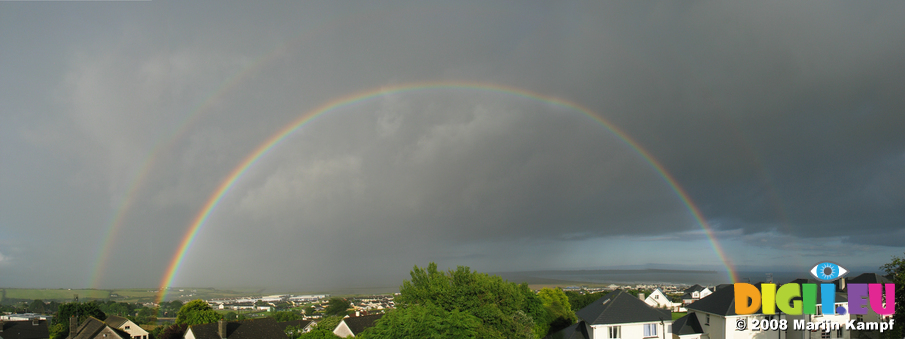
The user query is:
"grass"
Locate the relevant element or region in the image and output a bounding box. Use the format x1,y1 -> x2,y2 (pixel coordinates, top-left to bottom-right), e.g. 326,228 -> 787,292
672,311 -> 687,321
1,287 -> 265,304
2,288 -> 110,301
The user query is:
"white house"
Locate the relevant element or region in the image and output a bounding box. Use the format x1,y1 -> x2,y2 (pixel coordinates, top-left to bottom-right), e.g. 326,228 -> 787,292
333,314 -> 383,337
549,290 -> 672,339
675,282 -> 851,339
645,288 -> 682,312
105,315 -> 150,339
681,285 -> 712,306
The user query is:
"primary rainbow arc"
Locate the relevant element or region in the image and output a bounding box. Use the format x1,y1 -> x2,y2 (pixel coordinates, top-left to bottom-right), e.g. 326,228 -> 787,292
156,81 -> 738,303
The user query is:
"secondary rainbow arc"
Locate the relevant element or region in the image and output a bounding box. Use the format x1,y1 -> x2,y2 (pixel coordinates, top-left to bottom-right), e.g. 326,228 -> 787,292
156,81 -> 738,303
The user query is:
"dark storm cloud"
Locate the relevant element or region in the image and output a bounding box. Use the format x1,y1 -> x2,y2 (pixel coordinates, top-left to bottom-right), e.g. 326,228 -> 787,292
2,1 -> 903,288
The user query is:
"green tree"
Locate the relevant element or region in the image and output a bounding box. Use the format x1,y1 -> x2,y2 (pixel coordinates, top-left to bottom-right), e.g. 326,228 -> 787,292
304,306 -> 317,316
156,323 -> 189,339
537,287 -> 577,335
225,311 -> 238,321
29,299 -> 46,314
394,262 -> 550,338
324,297 -> 350,317
295,316 -> 342,339
175,299 -> 222,325
564,290 -> 607,311
51,302 -> 106,339
880,253 -> 904,339
361,304 -> 481,339
134,306 -> 158,325
297,326 -> 341,339
270,310 -> 302,322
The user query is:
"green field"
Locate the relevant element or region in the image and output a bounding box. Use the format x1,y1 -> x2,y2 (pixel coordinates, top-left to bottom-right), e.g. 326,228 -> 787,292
1,287 -> 264,303
2,288 -> 110,301
672,311 -> 687,321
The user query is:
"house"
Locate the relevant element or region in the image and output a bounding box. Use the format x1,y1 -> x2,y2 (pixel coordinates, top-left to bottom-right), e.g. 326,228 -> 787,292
781,281 -> 850,339
332,314 -> 383,338
671,311 -> 703,339
837,273 -> 892,339
547,290 -> 672,339
676,284 -> 770,339
67,317 -> 131,339
276,319 -> 315,336
645,288 -> 682,311
0,318 -> 50,339
675,282 -> 851,339
1,314 -> 53,322
184,318 -> 287,339
103,316 -> 149,339
681,285 -> 712,306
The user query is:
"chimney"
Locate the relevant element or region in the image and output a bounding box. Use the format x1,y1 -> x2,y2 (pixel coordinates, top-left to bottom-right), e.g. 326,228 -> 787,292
218,318 -> 227,339
639,293 -> 645,301
70,316 -> 78,338
839,278 -> 846,291
32,317 -> 39,326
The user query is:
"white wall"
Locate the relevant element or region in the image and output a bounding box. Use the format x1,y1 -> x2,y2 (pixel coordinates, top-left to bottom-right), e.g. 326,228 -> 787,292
590,321 -> 667,339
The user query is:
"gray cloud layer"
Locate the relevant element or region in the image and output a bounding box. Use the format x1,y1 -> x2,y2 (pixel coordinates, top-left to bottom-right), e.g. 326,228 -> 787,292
1,1 -> 902,289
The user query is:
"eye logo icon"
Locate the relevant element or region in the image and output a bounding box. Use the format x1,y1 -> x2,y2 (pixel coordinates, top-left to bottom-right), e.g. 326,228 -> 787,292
810,262 -> 848,282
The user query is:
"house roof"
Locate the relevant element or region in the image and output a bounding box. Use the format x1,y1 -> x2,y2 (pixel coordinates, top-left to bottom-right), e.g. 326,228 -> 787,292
846,273 -> 892,285
575,290 -> 671,325
689,281 -> 849,317
0,319 -> 50,339
672,313 -> 703,336
67,317 -> 131,339
104,315 -> 129,328
786,278 -> 848,302
187,318 -> 287,339
543,321 -> 590,339
340,314 -> 383,335
685,284 -> 706,293
276,319 -> 313,332
686,284 -> 741,316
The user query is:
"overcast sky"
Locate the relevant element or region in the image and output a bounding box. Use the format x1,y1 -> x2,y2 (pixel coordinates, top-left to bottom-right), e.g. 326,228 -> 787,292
1,1 -> 903,291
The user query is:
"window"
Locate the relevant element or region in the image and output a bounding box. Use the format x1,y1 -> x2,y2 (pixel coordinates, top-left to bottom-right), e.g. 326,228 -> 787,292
705,314 -> 710,326
609,326 -> 621,339
821,331 -> 830,339
856,315 -> 864,323
654,295 -> 659,299
643,324 -> 658,337
816,305 -> 822,316
836,329 -> 843,338
125,326 -> 130,329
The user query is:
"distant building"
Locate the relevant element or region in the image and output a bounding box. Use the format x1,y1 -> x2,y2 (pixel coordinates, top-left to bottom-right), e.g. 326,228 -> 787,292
1,314 -> 52,322
0,318 -> 50,339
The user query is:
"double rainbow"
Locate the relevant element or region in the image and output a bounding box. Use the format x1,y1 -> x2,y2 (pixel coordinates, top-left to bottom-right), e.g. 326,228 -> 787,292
155,82 -> 738,303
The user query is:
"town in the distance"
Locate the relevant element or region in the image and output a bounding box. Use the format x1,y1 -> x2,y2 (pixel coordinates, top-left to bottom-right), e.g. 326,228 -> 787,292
1,258 -> 901,339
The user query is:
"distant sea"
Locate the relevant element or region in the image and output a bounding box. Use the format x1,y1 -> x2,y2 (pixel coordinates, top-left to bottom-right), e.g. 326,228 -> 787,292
493,269 -> 810,287
222,269 -> 881,297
